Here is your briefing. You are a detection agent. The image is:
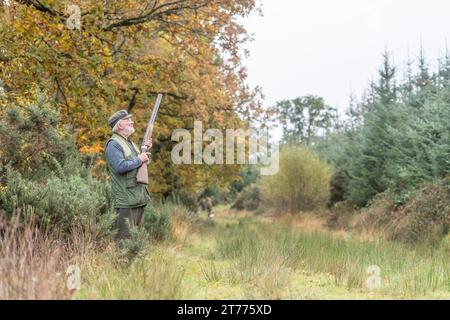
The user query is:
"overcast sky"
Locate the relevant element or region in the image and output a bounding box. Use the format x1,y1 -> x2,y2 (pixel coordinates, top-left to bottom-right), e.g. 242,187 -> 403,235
242,0 -> 450,115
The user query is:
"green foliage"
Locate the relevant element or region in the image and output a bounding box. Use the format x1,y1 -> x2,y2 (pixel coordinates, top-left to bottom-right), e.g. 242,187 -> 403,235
0,97 -> 117,237
144,201 -> 198,242
0,96 -> 76,179
315,47 -> 450,207
168,191 -> 200,213
327,170 -> 348,208
0,163 -> 115,237
273,95 -> 338,145
260,147 -> 332,212
144,203 -> 173,242
118,221 -> 151,264
231,184 -> 261,211
228,166 -> 259,198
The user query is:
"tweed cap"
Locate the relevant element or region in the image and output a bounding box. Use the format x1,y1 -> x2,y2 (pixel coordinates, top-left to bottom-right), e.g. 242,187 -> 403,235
108,109 -> 132,129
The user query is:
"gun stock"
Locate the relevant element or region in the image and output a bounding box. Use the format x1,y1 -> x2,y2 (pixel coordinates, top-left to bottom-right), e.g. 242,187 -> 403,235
136,159 -> 149,184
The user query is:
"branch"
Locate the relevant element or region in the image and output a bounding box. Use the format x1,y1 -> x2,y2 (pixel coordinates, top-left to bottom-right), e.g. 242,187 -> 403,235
55,77 -> 70,112
127,87 -> 140,113
103,0 -> 210,31
15,0 -> 65,18
148,90 -> 188,100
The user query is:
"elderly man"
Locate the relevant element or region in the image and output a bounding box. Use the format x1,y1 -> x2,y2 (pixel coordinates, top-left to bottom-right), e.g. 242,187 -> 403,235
105,110 -> 152,240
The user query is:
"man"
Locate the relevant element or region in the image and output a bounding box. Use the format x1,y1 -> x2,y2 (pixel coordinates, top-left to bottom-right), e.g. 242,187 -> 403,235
105,110 -> 152,240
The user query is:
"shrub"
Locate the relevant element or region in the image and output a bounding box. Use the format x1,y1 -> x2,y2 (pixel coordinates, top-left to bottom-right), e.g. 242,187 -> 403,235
259,147 -> 332,212
355,178 -> 450,245
0,164 -> 115,238
326,201 -> 358,230
231,184 -> 261,211
389,179 -> 449,244
169,191 -> 199,213
327,170 -> 348,208
144,201 -> 198,242
0,97 -> 76,179
118,221 -> 150,264
144,203 -> 173,242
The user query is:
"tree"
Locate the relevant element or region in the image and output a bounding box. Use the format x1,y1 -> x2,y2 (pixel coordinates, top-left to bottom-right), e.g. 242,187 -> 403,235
274,95 -> 337,146
0,0 -> 264,196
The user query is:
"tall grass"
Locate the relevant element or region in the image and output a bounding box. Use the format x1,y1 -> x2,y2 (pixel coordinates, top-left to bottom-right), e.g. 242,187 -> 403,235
75,246 -> 185,299
0,208 -> 81,299
215,219 -> 449,298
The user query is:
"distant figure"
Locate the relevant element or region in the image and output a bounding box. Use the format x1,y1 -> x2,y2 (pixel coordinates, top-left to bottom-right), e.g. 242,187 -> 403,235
199,196 -> 214,218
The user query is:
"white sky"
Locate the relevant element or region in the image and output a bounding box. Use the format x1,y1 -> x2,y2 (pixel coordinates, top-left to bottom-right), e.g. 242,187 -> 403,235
242,0 -> 450,115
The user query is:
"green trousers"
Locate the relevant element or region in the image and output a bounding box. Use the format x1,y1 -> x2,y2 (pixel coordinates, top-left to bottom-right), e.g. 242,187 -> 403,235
115,206 -> 145,240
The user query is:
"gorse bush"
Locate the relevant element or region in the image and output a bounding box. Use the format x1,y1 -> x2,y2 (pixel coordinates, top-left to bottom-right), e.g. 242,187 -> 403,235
144,203 -> 173,242
0,97 -> 76,179
118,221 -> 151,264
0,164 -> 115,237
260,147 -> 332,212
0,98 -> 115,237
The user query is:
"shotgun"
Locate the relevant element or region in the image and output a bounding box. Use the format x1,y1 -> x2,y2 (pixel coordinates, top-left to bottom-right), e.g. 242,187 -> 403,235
136,93 -> 163,184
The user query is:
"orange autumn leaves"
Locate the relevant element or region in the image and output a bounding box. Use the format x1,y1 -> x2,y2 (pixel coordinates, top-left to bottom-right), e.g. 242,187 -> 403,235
0,0 -> 263,195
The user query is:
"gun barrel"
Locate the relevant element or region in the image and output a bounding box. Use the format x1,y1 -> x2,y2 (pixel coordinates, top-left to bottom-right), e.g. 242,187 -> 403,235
141,93 -> 163,149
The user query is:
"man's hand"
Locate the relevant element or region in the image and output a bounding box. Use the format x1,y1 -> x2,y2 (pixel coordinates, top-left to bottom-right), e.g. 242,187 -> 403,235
143,138 -> 152,149
138,152 -> 150,164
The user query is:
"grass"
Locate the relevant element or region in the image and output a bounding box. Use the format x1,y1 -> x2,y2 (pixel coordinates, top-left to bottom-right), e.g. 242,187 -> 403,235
1,205 -> 448,299
75,245 -> 185,299
214,218 -> 449,298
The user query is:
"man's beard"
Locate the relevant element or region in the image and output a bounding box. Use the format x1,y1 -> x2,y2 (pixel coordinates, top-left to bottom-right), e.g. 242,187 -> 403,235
123,125 -> 135,136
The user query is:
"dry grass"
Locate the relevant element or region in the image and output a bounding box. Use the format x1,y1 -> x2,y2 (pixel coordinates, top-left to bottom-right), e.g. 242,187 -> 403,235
171,214 -> 191,245
0,209 -> 68,299
0,207 -> 101,300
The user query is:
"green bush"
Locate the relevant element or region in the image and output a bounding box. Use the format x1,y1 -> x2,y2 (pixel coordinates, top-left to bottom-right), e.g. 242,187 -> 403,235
259,147 -> 332,212
144,203 -> 173,242
231,184 -> 261,211
0,97 -> 76,179
144,201 -> 198,242
118,221 -> 151,263
169,191 -> 199,213
0,164 -> 115,237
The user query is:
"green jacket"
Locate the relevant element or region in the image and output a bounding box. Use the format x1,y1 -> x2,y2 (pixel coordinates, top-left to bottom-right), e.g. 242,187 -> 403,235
105,133 -> 151,209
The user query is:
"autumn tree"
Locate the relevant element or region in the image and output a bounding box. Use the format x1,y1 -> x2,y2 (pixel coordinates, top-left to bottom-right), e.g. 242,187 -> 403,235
0,0 -> 264,196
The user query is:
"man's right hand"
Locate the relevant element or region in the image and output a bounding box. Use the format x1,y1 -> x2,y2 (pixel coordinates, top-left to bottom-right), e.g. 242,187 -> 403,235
138,152 -> 150,164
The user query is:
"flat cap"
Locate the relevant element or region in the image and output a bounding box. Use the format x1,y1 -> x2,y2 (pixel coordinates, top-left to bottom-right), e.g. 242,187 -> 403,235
108,109 -> 132,129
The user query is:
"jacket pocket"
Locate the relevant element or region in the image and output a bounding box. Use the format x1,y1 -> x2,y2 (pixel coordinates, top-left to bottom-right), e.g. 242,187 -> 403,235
125,169 -> 138,188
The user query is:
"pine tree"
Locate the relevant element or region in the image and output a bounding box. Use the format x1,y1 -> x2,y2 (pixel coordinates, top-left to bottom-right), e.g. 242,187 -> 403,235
374,50 -> 397,105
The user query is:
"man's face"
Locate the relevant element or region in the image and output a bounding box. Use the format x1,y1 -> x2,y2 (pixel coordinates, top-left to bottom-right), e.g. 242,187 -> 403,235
119,117 -> 135,136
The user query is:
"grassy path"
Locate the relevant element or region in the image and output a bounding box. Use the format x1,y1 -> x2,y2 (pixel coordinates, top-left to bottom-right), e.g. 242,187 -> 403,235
75,206 -> 449,300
